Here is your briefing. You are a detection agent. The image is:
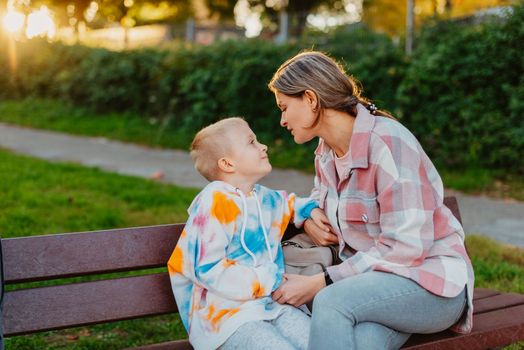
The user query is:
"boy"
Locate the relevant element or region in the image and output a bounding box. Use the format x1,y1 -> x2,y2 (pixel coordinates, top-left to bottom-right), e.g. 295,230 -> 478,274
167,118 -> 327,350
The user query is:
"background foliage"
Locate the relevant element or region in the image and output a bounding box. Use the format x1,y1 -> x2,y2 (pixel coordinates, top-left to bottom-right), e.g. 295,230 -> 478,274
0,3 -> 522,172
398,4 -> 524,171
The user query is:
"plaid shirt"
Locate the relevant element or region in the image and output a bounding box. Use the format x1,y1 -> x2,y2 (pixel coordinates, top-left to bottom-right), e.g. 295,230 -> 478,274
315,104 -> 474,333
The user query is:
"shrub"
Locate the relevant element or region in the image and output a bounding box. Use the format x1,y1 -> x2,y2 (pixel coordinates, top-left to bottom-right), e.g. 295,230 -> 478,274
398,4 -> 524,171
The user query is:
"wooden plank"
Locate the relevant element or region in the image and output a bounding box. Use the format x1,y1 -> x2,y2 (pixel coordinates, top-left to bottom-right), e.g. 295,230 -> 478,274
2,224 -> 184,283
473,293 -> 524,314
443,196 -> 462,224
403,304 -> 524,349
128,340 -> 193,350
2,273 -> 178,336
473,288 -> 500,300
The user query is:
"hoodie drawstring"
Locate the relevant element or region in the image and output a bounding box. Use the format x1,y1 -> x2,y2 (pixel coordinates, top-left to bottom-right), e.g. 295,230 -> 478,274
236,189 -> 257,266
235,188 -> 273,266
253,189 -> 274,262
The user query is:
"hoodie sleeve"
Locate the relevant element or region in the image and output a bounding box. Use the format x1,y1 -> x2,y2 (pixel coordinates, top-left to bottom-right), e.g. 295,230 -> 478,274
169,189 -> 280,302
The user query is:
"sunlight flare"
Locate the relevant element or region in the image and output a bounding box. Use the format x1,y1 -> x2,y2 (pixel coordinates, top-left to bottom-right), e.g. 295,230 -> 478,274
26,6 -> 56,38
2,10 -> 25,33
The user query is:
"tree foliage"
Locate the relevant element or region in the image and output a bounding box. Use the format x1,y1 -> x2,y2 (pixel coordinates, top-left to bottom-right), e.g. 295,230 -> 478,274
247,0 -> 349,37
362,0 -> 513,37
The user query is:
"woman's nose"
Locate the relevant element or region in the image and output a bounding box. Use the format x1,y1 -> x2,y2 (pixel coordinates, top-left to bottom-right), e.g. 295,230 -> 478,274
280,114 -> 287,127
261,144 -> 268,153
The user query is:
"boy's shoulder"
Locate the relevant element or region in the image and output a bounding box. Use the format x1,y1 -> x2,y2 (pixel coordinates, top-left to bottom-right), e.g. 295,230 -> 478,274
187,181 -> 239,214
254,184 -> 293,208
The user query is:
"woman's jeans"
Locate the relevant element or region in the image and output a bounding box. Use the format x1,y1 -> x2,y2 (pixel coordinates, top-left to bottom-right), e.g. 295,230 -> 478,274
308,271 -> 467,350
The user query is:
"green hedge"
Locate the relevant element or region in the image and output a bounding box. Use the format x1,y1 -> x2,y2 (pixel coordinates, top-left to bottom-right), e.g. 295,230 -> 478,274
0,4 -> 522,172
398,4 -> 524,171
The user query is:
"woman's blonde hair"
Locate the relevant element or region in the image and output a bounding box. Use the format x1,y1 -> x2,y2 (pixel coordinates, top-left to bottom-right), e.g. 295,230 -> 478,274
190,117 -> 248,181
268,51 -> 394,121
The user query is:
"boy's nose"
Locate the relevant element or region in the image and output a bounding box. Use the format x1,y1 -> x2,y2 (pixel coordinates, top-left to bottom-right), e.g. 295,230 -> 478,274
261,144 -> 268,152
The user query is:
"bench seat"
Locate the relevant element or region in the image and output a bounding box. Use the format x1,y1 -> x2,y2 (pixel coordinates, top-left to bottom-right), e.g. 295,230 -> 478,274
2,197 -> 523,349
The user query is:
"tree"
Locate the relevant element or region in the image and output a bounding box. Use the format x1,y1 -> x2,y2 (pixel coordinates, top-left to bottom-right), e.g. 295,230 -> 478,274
202,0 -> 238,21
247,0 -> 349,38
362,0 -> 512,38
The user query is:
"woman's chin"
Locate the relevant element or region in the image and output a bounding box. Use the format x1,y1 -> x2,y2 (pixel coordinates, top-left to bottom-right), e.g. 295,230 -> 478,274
294,135 -> 313,145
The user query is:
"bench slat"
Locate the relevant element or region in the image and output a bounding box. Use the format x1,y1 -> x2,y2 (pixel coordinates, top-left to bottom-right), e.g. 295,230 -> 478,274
443,196 -> 461,224
3,273 -> 178,336
2,224 -> 184,283
473,292 -> 524,314
472,288 -> 500,300
126,340 -> 192,350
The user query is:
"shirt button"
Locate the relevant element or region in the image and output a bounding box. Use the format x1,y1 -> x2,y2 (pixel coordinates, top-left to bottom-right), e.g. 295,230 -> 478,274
361,214 -> 368,223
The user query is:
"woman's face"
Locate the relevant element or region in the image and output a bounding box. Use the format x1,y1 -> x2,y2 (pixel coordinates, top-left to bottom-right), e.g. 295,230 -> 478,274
275,91 -> 318,144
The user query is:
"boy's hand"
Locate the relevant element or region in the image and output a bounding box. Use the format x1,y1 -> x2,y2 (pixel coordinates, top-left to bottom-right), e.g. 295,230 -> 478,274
306,208 -> 338,246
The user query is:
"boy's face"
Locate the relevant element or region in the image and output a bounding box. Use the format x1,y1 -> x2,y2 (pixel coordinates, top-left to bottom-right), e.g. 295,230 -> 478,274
226,124 -> 272,182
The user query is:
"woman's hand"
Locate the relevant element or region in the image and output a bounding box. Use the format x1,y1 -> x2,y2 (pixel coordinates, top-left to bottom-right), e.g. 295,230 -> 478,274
272,273 -> 325,307
305,210 -> 338,246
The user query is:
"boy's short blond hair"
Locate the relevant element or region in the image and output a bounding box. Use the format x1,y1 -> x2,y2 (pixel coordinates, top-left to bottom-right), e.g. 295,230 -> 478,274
190,117 -> 248,181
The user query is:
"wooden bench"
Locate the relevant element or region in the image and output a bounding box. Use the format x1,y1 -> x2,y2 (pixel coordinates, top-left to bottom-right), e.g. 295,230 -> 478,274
2,197 -> 523,349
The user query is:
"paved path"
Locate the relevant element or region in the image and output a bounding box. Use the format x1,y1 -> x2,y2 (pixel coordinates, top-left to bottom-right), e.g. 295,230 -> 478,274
1,122 -> 523,247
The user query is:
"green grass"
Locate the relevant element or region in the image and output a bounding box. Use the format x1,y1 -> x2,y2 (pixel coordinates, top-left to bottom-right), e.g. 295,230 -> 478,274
0,98 -> 193,150
439,167 -> 524,202
0,148 -> 198,237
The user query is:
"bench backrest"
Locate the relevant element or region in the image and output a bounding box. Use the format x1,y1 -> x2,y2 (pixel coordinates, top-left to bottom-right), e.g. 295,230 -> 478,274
1,197 -> 462,336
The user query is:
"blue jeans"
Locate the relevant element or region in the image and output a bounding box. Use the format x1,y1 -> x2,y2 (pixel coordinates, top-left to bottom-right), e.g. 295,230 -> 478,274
308,271 -> 467,350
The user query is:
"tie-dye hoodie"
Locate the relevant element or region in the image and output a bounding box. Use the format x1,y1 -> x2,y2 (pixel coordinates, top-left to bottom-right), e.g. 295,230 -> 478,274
167,181 -> 318,350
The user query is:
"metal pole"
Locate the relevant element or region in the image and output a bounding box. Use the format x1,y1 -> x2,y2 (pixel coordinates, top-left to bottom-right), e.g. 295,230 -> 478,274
406,0 -> 414,56
275,0 -> 288,44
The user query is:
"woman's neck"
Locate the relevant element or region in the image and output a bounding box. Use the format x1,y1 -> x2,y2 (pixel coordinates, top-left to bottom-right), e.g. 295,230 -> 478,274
317,109 -> 355,157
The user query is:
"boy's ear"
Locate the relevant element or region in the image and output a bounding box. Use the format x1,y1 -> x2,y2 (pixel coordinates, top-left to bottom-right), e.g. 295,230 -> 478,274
217,157 -> 235,173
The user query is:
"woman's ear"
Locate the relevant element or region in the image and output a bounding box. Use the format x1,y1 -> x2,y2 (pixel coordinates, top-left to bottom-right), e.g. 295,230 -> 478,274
304,90 -> 319,111
217,157 -> 235,173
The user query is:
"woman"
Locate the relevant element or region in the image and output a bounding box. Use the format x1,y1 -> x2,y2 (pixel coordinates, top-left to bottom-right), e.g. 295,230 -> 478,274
269,51 -> 474,350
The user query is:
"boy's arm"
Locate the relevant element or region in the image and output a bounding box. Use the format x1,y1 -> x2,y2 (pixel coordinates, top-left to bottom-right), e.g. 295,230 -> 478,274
283,193 -> 319,228
171,190 -> 280,302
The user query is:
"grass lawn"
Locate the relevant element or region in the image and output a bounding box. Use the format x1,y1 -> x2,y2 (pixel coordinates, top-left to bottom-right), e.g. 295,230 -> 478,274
1,98 -> 523,202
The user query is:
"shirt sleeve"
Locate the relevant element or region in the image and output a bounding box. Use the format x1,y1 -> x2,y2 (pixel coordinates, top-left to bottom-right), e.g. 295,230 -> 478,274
327,136 -> 438,281
169,189 -> 281,302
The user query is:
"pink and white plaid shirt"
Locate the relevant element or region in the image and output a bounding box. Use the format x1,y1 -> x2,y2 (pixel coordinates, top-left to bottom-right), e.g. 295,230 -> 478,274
315,104 -> 474,333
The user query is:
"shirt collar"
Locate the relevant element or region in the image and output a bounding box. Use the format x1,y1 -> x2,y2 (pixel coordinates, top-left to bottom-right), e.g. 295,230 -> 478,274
314,103 -> 375,169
